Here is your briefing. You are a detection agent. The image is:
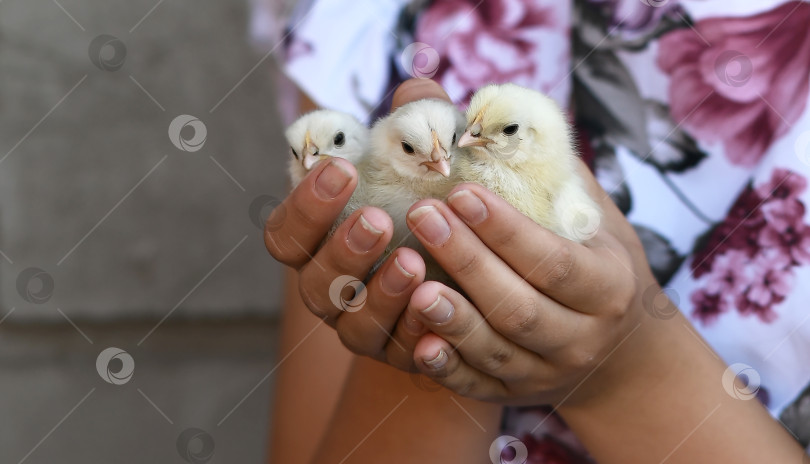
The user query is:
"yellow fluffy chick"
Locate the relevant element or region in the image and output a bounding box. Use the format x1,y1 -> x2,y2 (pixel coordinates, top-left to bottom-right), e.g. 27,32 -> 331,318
284,110 -> 368,187
350,98 -> 465,279
456,83 -> 601,242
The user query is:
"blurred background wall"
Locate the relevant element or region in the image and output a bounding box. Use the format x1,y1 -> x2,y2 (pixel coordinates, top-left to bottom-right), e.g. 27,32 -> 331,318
0,0 -> 292,462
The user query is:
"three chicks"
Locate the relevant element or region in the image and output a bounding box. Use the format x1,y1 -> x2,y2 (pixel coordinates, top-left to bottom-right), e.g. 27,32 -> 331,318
284,83 -> 602,279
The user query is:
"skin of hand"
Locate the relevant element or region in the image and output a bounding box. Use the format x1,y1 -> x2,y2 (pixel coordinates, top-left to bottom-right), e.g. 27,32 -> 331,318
264,79 -> 453,371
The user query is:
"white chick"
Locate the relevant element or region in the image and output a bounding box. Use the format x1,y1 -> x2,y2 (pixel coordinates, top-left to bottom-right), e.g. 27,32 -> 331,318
284,110 -> 368,187
456,83 -> 601,242
352,98 -> 465,281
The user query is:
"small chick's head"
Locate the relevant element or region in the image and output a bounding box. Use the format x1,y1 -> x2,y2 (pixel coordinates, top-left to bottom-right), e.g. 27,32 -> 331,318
458,83 -> 570,166
370,99 -> 465,181
284,110 -> 367,183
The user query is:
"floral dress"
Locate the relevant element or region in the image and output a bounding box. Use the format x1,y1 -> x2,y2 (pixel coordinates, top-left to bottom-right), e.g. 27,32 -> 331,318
256,0 -> 810,460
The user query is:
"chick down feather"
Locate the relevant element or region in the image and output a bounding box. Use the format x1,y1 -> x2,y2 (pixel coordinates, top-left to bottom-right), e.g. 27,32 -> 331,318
456,83 -> 602,242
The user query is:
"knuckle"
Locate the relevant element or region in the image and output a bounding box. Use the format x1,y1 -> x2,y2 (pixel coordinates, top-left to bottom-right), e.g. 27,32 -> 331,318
500,297 -> 541,337
298,271 -> 332,319
385,346 -> 415,372
449,252 -> 481,278
290,196 -> 323,230
491,225 -> 519,250
565,347 -> 598,370
480,344 -> 514,373
264,229 -> 302,267
604,277 -> 636,318
540,244 -> 574,287
336,324 -> 375,357
440,311 -> 474,338
453,380 -> 476,397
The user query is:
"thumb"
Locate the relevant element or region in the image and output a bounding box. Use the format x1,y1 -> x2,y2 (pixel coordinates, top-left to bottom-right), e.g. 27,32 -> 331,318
391,78 -> 452,111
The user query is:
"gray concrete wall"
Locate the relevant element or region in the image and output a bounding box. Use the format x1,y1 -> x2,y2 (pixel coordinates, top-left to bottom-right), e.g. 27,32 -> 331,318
0,320 -> 279,464
0,0 -> 289,321
0,1 -> 291,462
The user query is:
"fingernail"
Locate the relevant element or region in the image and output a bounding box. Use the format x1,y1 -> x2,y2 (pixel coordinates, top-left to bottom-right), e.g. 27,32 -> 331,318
381,257 -> 415,295
403,313 -> 425,335
447,190 -> 488,225
423,349 -> 448,369
408,206 -> 450,246
314,159 -> 352,199
347,214 -> 383,253
421,295 -> 454,324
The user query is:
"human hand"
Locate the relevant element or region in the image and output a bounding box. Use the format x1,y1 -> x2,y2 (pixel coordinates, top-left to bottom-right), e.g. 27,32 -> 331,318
401,169 -> 659,406
264,79 -> 453,370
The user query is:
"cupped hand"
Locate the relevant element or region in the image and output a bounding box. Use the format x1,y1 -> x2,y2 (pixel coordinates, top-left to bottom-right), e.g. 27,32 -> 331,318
402,171 -> 660,406
264,79 -> 453,370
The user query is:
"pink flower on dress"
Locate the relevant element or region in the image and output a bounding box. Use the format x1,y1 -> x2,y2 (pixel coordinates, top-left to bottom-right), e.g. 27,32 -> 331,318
748,250 -> 793,300
756,168 -> 808,200
657,2 -> 810,166
415,0 -> 570,105
759,220 -> 810,265
691,289 -> 729,324
703,249 -> 750,295
691,185 -> 763,278
761,199 -> 805,233
735,249 -> 793,322
691,168 -> 809,324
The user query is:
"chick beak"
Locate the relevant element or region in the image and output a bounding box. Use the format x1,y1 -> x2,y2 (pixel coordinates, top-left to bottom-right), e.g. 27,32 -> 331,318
458,115 -> 491,148
302,132 -> 326,170
422,157 -> 451,177
421,131 -> 451,177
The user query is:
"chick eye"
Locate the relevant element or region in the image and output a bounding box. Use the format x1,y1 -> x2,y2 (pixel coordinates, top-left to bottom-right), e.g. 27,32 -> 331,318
334,131 -> 345,147
291,147 -> 299,159
452,132 -> 457,145
503,124 -> 519,136
401,141 -> 415,155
